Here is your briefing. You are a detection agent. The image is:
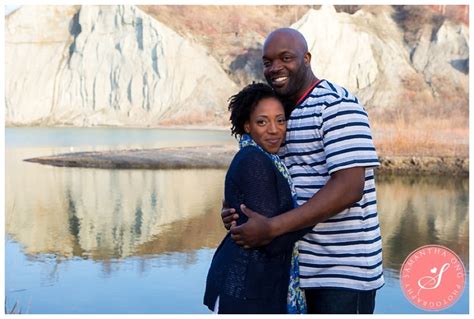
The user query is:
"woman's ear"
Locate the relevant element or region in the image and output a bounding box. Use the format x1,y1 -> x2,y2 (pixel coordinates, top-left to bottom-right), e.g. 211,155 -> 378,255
244,121 -> 250,134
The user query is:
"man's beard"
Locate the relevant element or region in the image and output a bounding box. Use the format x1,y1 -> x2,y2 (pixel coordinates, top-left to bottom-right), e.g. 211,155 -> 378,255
267,67 -> 308,103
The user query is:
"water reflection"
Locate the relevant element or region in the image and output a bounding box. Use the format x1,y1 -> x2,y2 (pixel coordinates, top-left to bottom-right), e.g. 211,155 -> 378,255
7,149 -> 469,272
376,175 -> 469,274
5,129 -> 469,313
6,148 -> 227,262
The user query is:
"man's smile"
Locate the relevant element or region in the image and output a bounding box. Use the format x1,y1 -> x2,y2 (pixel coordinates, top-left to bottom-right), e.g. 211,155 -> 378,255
271,76 -> 289,87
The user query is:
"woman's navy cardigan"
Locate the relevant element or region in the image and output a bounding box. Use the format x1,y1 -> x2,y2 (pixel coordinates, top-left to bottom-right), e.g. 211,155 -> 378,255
203,146 -> 310,314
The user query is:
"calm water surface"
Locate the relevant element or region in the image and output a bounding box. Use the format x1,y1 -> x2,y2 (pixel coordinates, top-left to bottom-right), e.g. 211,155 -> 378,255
5,128 -> 469,314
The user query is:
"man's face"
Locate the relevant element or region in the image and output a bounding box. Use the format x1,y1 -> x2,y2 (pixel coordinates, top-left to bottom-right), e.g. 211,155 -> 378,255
262,34 -> 309,101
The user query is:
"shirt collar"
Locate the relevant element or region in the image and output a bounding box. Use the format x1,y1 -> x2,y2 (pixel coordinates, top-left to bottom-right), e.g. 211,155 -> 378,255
295,79 -> 322,106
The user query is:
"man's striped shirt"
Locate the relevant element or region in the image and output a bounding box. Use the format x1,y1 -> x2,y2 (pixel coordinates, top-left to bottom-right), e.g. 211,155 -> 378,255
279,79 -> 384,291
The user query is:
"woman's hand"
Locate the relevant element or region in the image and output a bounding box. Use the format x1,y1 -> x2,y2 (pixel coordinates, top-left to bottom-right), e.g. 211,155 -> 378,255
221,200 -> 239,230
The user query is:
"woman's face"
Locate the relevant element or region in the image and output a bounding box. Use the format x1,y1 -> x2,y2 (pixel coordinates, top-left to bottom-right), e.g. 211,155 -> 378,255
244,97 -> 287,154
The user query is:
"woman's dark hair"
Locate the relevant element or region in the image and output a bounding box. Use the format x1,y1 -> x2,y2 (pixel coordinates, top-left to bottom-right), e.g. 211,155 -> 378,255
228,82 -> 283,138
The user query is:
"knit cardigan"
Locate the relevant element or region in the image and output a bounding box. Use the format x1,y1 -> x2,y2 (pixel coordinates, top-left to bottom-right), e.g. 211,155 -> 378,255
203,146 -> 310,314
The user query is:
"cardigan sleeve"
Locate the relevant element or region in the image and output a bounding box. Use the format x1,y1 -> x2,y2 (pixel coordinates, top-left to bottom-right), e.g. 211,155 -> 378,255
229,149 -> 311,256
232,151 -> 281,217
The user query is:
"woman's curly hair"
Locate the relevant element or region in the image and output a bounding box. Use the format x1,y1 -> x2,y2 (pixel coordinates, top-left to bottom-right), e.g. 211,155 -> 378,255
228,82 -> 283,138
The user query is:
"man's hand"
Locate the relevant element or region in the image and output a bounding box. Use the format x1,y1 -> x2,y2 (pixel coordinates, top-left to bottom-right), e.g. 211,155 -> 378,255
221,200 -> 239,230
230,204 -> 274,248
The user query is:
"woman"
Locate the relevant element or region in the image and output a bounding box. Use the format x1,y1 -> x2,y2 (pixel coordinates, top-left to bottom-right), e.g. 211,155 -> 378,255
203,83 -> 309,314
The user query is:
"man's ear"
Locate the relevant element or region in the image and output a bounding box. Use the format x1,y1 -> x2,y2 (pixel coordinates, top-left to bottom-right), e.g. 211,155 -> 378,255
304,52 -> 312,66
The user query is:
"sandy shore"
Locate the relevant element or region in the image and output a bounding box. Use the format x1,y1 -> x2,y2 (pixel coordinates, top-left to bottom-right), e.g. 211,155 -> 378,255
24,145 -> 468,176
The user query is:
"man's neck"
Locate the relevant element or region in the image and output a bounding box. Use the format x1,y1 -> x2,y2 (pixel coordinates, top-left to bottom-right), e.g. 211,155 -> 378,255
292,75 -> 319,105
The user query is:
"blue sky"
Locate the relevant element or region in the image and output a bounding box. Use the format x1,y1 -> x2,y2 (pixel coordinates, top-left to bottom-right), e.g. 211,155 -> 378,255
5,5 -> 21,15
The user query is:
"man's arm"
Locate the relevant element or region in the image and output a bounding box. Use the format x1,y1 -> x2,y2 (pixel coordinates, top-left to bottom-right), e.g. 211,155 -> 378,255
230,166 -> 365,247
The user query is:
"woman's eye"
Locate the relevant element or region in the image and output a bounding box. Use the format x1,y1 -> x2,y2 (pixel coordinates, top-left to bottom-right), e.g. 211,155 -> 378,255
256,120 -> 267,126
277,118 -> 286,124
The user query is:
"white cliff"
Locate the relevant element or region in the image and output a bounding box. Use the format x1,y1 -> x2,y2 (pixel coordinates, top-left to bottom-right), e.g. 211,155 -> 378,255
292,5 -> 469,111
411,19 -> 469,95
5,5 -> 469,126
5,5 -> 238,127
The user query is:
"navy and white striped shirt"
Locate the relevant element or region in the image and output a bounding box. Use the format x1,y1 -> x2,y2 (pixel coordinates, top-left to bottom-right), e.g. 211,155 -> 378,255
279,79 -> 384,291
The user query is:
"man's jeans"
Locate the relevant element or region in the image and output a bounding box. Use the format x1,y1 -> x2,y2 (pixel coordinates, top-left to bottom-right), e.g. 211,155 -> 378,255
305,288 -> 377,314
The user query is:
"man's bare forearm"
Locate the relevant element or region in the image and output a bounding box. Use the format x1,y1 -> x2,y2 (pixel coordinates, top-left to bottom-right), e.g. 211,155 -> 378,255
268,167 -> 365,238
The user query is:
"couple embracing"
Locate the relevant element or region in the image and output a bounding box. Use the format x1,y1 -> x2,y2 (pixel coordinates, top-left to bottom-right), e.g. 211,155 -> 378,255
204,28 -> 384,314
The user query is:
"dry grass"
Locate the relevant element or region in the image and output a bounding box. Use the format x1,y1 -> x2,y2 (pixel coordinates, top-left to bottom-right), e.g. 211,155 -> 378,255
159,109 -> 469,158
369,73 -> 468,158
371,115 -> 468,157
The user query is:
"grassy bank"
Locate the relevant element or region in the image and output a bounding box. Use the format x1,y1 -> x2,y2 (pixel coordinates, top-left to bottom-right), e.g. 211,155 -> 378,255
371,114 -> 468,158
155,109 -> 469,158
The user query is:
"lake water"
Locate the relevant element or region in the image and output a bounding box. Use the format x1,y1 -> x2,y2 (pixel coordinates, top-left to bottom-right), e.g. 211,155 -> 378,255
4,128 -> 469,314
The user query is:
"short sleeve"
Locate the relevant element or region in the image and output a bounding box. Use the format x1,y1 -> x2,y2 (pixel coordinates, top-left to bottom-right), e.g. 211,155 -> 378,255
321,100 -> 379,175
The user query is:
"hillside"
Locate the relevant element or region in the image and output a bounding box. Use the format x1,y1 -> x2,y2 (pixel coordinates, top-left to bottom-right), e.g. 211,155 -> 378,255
5,5 -> 237,127
5,5 -> 469,156
141,5 -> 468,112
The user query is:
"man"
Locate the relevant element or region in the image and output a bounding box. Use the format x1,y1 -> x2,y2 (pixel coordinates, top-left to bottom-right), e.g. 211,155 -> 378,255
222,28 -> 384,314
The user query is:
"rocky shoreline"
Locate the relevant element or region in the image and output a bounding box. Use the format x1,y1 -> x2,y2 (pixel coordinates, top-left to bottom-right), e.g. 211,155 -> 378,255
377,155 -> 468,176
24,145 -> 468,176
